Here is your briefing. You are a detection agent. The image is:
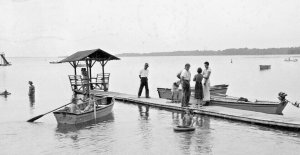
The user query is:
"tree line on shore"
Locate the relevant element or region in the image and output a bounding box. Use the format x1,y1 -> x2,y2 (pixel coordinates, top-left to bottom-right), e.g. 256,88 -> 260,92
117,47 -> 300,57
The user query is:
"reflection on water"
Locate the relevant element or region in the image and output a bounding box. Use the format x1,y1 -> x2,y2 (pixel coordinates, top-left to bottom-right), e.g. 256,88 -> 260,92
172,112 -> 213,154
138,105 -> 149,119
29,95 -> 35,112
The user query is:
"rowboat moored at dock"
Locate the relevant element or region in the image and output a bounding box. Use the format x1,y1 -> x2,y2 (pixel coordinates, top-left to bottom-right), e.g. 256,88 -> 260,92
53,96 -> 114,124
157,84 -> 228,101
195,93 -> 288,115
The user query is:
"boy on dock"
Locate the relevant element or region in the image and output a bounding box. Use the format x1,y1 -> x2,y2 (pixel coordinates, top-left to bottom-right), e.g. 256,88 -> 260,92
171,81 -> 180,103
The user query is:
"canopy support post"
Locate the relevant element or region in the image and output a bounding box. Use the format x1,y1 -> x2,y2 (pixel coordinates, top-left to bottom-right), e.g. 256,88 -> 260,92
85,59 -> 90,96
100,61 -> 107,91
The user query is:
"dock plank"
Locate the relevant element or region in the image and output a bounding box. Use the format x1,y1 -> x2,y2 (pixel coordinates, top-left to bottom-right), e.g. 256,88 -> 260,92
91,90 -> 300,130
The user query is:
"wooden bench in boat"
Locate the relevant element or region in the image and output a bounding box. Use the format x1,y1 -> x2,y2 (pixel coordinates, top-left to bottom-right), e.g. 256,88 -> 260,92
90,73 -> 110,91
68,75 -> 85,94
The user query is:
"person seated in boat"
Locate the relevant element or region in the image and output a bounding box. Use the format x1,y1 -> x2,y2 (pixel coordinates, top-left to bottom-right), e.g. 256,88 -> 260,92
83,94 -> 96,112
68,97 -> 81,114
171,81 -> 180,103
182,109 -> 194,127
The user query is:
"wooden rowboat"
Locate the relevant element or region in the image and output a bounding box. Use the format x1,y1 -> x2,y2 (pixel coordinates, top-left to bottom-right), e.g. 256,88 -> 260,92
157,84 -> 228,101
53,96 -> 114,124
200,94 -> 288,115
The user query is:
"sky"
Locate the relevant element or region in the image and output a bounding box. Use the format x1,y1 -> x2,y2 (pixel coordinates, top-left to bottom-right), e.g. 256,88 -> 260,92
0,0 -> 300,57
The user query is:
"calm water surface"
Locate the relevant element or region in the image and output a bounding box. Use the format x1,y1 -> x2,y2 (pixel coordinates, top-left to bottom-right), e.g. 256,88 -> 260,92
1,56 -> 300,154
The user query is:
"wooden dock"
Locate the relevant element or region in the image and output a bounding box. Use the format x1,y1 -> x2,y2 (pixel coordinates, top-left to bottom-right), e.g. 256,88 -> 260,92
92,90 -> 300,131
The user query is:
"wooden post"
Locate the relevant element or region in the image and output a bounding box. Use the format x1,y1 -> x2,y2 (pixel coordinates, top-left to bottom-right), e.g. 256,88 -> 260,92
101,61 -> 106,91
73,61 -> 77,75
85,59 -> 90,96
73,61 -> 78,91
89,59 -> 93,90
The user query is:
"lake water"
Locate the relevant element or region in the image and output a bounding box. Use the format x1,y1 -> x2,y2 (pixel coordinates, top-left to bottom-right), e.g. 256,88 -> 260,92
1,55 -> 300,154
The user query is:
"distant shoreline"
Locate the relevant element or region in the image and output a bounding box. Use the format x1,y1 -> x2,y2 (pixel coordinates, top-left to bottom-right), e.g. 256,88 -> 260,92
117,47 -> 300,57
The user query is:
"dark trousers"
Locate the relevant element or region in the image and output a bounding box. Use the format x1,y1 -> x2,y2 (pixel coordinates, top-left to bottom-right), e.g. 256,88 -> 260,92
181,80 -> 191,107
138,77 -> 149,97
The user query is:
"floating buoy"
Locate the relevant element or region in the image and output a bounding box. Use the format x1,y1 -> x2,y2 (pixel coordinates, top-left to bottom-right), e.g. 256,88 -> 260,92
173,125 -> 195,132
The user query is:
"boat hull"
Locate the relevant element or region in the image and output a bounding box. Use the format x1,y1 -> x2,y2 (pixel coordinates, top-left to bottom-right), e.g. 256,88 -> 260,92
53,97 -> 114,124
191,96 -> 288,115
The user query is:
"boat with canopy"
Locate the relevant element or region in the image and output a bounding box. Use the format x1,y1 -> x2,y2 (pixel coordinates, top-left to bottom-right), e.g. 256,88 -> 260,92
53,49 -> 120,124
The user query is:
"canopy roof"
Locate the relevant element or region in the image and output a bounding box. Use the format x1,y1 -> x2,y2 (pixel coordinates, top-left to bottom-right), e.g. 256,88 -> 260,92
59,49 -> 120,63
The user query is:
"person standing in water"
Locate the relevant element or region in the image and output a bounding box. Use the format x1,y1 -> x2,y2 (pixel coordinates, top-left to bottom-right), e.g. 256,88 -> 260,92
138,63 -> 150,98
28,81 -> 35,96
182,109 -> 194,127
202,62 -> 211,105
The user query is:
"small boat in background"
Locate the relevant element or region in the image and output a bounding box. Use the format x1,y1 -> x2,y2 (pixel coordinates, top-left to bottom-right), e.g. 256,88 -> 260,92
0,53 -> 11,66
53,96 -> 114,124
157,84 -> 229,101
49,61 -> 61,64
259,65 -> 271,70
284,57 -> 298,62
0,90 -> 11,96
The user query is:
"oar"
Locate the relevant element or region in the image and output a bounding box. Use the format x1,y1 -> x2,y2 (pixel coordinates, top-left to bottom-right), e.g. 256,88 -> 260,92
27,102 -> 73,122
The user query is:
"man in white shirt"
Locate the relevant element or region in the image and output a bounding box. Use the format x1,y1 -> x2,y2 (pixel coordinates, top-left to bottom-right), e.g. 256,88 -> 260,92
180,63 -> 191,107
138,63 -> 150,98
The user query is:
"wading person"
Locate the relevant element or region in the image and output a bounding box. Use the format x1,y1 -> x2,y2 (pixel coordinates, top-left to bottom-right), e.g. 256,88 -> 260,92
180,63 -> 191,107
193,67 -> 204,108
28,81 -> 35,96
138,63 -> 150,98
182,109 -> 194,127
203,62 -> 211,105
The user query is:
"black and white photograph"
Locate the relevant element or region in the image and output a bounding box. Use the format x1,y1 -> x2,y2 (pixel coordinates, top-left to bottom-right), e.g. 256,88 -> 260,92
1,0 -> 300,154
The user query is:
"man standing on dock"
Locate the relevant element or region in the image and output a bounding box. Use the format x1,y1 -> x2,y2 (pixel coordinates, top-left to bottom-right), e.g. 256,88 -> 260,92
138,63 -> 150,98
180,63 -> 191,107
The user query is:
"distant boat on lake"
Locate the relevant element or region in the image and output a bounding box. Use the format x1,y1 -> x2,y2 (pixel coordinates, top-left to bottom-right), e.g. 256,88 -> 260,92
259,65 -> 271,70
284,57 -> 298,62
0,53 -> 11,66
49,61 -> 61,64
